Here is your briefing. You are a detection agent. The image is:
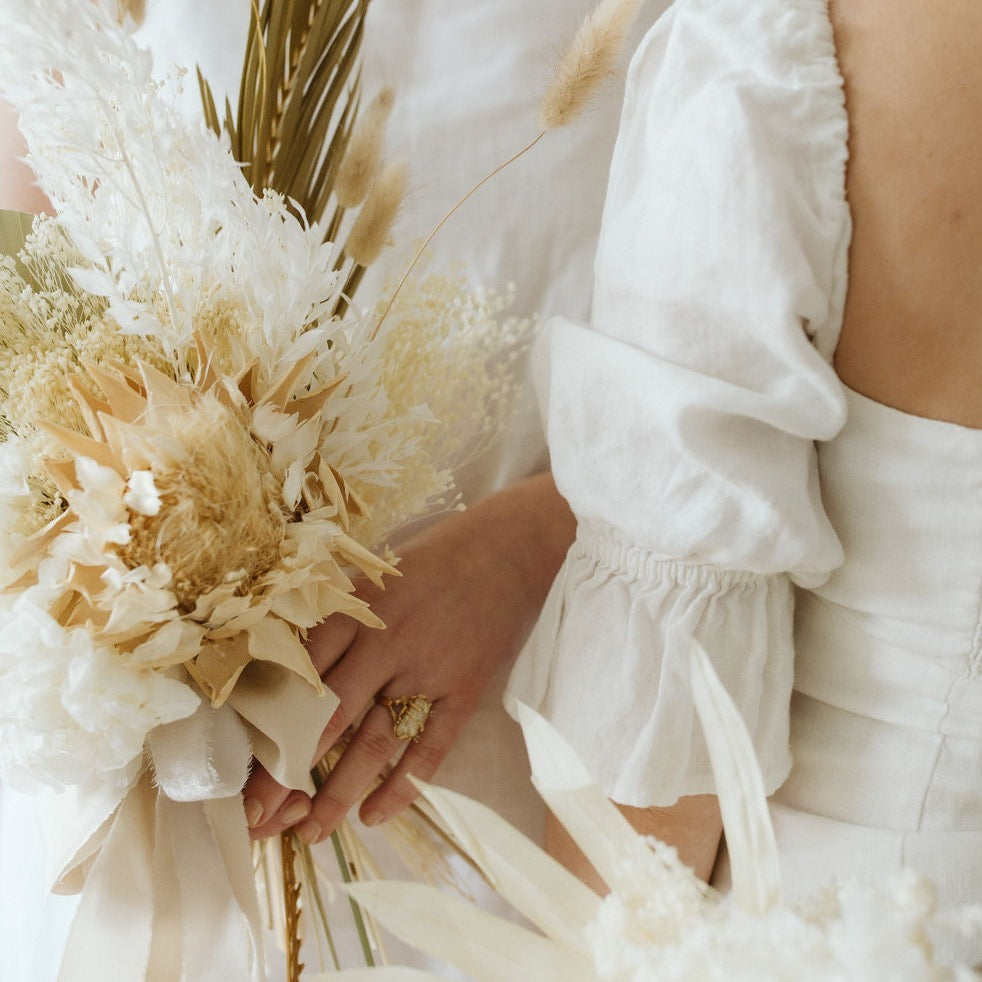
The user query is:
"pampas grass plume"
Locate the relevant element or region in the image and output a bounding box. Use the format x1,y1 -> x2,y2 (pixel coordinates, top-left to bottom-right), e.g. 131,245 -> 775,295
335,87 -> 396,209
346,160 -> 408,267
539,0 -> 641,129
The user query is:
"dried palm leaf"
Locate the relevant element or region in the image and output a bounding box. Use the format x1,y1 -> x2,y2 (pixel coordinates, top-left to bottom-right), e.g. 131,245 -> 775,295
690,641 -> 781,915
198,0 -> 370,234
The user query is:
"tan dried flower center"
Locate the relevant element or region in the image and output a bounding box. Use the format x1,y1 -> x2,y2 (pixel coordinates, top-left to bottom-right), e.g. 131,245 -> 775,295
118,397 -> 285,611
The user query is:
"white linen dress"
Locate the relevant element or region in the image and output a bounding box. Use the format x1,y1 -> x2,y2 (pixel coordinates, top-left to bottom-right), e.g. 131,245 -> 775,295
507,0 -> 982,964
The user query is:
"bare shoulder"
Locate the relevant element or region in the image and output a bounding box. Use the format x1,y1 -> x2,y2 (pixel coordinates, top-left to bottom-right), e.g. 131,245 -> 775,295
830,0 -> 982,426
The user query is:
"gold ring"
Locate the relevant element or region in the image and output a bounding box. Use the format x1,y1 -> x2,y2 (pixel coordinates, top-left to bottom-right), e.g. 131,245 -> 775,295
380,694 -> 433,742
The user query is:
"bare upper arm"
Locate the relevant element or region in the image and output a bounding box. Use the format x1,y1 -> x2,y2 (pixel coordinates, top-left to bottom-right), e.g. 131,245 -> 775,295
830,0 -> 982,426
546,794 -> 723,891
0,98 -> 51,215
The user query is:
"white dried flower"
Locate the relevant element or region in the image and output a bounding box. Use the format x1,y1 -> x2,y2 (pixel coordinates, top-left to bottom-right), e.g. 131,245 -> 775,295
0,0 -> 531,802
0,596 -> 199,792
123,470 -> 161,516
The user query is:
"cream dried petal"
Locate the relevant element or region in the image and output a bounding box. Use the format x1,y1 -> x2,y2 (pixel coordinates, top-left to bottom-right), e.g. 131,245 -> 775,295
129,617 -> 206,667
268,585 -> 323,630
282,460 -> 305,511
314,582 -> 385,628
8,509 -> 73,569
259,350 -> 317,411
205,603 -> 272,640
289,375 -> 346,422
98,583 -> 179,637
199,592 -> 263,632
40,422 -> 122,475
66,377 -> 110,441
187,635 -> 252,707
81,362 -> 148,423
333,531 -> 399,586
245,615 -> 321,690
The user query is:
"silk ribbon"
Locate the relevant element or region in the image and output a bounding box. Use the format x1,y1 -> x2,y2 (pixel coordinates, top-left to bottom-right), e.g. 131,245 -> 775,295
43,666 -> 338,981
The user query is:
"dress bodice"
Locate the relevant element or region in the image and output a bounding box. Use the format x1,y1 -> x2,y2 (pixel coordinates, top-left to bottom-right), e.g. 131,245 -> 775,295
787,387 -> 982,832
766,388 -> 982,964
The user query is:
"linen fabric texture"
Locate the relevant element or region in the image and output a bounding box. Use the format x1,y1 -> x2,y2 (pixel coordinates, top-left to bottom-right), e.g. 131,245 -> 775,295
508,0 -> 851,807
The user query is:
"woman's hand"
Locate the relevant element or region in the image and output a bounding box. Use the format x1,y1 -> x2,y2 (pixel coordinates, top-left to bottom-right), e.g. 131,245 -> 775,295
243,471 -> 575,842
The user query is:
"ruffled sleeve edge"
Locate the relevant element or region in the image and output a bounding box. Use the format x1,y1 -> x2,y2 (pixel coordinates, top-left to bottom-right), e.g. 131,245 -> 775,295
505,519 -> 795,807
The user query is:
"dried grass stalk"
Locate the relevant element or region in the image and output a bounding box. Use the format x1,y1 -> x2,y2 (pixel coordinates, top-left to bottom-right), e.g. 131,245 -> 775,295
539,0 -> 641,129
280,832 -> 305,982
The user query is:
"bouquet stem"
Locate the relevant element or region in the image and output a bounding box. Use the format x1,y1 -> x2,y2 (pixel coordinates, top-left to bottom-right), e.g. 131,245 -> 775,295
279,832 -> 305,982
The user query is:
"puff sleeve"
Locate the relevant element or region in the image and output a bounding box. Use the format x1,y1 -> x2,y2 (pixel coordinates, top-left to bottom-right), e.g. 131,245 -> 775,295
505,0 -> 852,806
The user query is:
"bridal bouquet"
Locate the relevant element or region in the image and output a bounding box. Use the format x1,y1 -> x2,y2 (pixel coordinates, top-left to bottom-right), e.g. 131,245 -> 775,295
0,0 -> 528,977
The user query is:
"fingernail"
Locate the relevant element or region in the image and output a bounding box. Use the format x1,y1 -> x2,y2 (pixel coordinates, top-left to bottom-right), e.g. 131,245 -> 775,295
296,818 -> 323,845
243,797 -> 264,828
282,800 -> 312,826
362,810 -> 384,827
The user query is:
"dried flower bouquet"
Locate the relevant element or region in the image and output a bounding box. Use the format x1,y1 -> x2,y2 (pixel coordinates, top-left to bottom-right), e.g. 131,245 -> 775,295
0,0 -> 527,978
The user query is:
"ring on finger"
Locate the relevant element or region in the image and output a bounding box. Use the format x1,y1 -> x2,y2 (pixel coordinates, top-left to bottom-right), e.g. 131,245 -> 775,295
379,694 -> 433,742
